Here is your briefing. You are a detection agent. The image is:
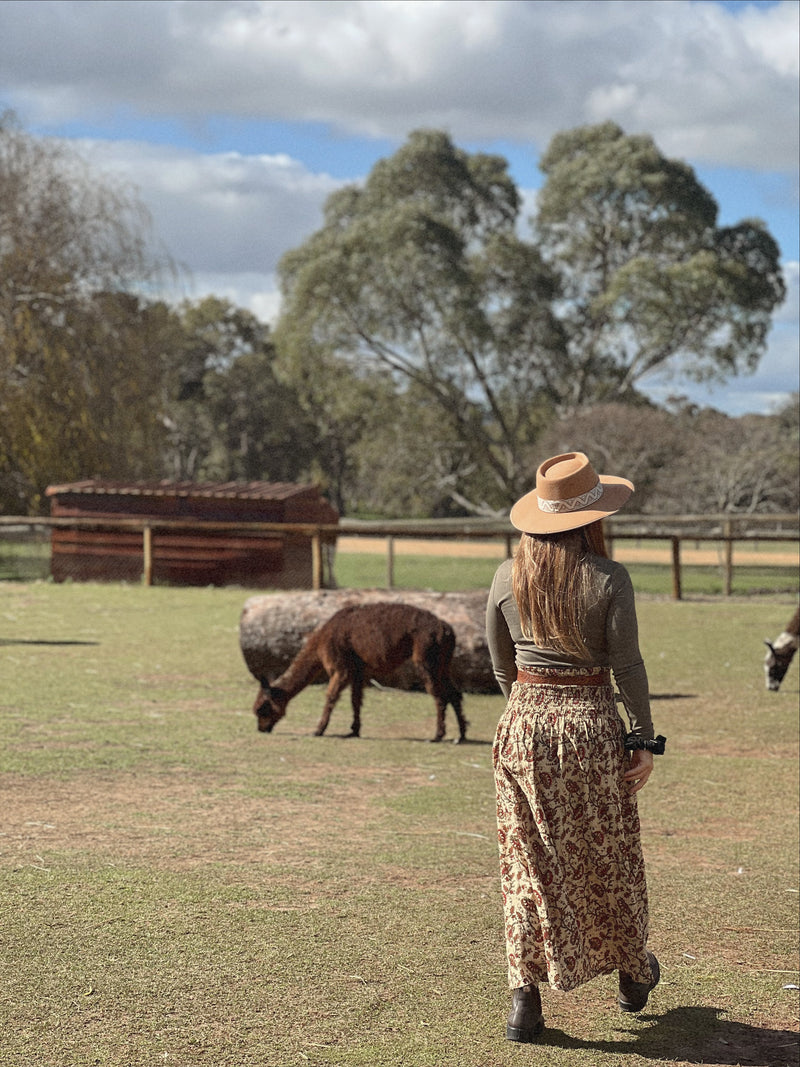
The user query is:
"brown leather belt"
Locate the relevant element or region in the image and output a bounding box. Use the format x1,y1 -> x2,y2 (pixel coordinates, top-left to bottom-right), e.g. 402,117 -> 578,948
516,668 -> 611,687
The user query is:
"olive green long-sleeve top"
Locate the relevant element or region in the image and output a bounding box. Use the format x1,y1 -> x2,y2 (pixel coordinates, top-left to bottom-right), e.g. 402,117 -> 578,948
486,556 -> 654,740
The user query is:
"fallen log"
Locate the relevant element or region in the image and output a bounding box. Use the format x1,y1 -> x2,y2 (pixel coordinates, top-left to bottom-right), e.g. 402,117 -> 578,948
239,588 -> 499,694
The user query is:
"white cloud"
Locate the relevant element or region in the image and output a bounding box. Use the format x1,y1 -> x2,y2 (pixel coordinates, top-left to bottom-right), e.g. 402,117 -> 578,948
774,260 -> 800,325
173,271 -> 284,325
1,0 -> 797,170
2,0 -> 795,416
739,0 -> 800,78
78,138 -> 341,276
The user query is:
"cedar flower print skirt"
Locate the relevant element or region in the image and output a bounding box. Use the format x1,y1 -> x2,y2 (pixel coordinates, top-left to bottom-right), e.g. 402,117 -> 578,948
493,674 -> 652,992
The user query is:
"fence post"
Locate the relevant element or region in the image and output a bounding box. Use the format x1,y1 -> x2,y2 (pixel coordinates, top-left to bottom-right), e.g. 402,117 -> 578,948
723,519 -> 733,596
386,535 -> 395,588
142,525 -> 153,587
311,532 -> 323,590
671,536 -> 682,600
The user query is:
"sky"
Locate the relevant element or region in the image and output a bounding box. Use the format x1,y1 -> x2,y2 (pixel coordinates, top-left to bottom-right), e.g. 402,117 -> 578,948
0,0 -> 797,416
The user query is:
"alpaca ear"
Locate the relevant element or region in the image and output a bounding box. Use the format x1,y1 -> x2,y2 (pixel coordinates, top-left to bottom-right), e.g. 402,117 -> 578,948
764,641 -> 776,653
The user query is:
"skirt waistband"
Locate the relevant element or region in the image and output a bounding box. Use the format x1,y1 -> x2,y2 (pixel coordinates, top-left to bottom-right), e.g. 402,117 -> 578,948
516,667 -> 611,687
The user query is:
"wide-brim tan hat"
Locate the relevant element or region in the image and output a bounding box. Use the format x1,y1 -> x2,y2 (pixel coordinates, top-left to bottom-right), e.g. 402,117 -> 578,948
510,452 -> 634,534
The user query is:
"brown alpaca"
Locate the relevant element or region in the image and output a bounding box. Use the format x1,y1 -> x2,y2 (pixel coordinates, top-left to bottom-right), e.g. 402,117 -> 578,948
764,605 -> 800,691
253,603 -> 467,742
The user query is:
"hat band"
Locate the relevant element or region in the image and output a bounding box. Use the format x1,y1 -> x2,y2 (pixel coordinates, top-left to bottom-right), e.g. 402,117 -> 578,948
538,482 -> 603,514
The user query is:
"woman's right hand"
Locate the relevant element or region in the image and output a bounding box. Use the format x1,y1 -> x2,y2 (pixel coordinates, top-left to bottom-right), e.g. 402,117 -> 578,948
623,749 -> 653,793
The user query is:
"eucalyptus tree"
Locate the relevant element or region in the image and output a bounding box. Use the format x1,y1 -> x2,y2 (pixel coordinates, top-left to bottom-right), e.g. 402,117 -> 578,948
535,122 -> 786,411
276,125 -> 785,515
275,129 -> 566,514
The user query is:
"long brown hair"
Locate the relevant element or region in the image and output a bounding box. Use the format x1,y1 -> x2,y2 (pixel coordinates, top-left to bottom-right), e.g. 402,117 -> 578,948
511,519 -> 608,659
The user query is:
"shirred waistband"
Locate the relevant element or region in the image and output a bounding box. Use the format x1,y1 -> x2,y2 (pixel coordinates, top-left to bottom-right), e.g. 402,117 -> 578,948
516,667 -> 611,687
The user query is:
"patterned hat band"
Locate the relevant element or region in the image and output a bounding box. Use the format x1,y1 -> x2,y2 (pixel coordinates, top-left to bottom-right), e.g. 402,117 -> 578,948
537,481 -> 604,514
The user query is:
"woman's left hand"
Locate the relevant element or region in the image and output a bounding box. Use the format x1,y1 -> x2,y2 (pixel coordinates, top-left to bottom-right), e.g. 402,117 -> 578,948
623,749 -> 654,793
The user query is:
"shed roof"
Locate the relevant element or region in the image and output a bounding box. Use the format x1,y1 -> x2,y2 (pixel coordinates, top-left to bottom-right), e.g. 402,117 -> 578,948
45,480 -> 321,502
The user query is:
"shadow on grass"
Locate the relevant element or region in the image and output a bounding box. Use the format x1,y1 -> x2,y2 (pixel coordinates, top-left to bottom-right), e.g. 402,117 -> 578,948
0,638 -> 99,646
650,693 -> 696,700
541,1006 -> 799,1066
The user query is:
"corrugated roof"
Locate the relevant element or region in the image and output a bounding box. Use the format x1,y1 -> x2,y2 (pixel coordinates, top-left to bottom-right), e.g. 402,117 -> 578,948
45,480 -> 319,501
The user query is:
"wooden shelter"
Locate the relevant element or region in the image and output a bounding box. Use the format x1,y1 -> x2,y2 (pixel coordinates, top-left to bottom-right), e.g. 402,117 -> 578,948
45,480 -> 339,588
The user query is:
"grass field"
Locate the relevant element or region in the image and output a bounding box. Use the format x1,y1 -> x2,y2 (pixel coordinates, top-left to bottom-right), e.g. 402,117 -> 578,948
1,580 -> 798,1067
332,549 -> 799,597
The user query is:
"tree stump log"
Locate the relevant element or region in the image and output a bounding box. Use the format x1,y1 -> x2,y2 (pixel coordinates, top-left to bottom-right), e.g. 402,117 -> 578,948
239,588 -> 499,694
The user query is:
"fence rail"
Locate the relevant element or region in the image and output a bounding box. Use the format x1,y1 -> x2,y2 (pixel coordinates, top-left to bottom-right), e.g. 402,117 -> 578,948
1,513 -> 797,598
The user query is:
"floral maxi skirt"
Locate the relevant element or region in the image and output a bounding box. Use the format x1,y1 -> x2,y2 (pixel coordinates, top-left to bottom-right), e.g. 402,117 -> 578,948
493,678 -> 652,993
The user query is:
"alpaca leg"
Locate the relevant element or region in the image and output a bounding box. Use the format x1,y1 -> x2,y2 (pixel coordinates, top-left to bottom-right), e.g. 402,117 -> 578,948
412,655 -> 443,740
421,676 -> 447,742
348,665 -> 365,738
431,694 -> 447,742
418,664 -> 448,741
314,673 -> 349,736
433,677 -> 467,744
448,681 -> 468,742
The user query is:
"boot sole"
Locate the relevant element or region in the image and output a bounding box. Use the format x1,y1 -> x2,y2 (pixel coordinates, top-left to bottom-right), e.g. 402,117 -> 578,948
506,1017 -> 544,1042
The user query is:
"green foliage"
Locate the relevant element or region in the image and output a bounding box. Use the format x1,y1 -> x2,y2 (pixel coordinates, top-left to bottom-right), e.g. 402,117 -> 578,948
160,296 -> 317,484
0,114 -> 174,512
276,129 -> 564,514
537,122 -> 719,265
536,122 -> 786,405
276,125 -> 785,516
338,382 -> 493,519
1,116 -> 788,524
0,118 -> 317,514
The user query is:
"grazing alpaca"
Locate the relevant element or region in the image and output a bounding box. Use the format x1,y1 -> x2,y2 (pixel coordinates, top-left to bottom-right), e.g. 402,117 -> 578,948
764,605 -> 800,691
253,603 -> 468,742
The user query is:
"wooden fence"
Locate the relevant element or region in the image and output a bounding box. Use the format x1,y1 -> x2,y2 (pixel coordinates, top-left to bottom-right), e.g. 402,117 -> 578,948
1,513 -> 797,598
335,515 -> 799,599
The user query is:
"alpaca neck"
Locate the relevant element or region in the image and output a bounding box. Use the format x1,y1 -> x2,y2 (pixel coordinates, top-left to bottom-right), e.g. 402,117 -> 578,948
276,638 -> 325,698
773,630 -> 800,654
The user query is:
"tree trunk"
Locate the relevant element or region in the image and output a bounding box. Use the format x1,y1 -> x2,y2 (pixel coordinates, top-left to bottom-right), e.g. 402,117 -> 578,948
239,588 -> 499,694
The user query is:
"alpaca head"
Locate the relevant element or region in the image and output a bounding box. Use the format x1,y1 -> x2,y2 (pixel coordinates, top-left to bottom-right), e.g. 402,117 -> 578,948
253,679 -> 289,732
764,640 -> 796,692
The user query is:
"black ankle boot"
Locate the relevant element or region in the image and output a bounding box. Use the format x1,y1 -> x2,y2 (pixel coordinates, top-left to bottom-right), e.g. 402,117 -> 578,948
619,951 -> 660,1012
506,984 -> 544,1042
